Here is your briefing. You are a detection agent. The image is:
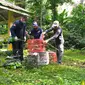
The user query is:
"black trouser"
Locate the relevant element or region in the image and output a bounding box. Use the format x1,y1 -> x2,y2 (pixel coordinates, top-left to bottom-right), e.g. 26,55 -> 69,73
56,44 -> 64,63
12,41 -> 24,61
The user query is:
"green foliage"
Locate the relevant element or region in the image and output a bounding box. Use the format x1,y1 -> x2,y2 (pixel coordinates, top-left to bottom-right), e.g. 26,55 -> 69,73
57,9 -> 68,24
0,25 -> 8,34
6,0 -> 15,2
0,51 -> 12,56
8,37 -> 15,43
0,42 -> 3,48
63,4 -> 85,49
45,0 -> 72,21
3,60 -> 22,69
25,0 -> 72,28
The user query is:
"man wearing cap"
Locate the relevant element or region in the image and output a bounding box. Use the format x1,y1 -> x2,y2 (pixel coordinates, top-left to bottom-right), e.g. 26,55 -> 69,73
29,22 -> 42,39
10,16 -> 27,61
43,20 -> 64,64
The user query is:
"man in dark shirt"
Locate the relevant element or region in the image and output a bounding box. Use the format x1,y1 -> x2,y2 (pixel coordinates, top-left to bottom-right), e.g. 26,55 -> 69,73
10,16 -> 27,61
43,20 -> 64,64
29,22 -> 42,39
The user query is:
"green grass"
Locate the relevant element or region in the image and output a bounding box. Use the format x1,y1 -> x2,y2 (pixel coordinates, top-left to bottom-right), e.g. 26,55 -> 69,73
0,49 -> 85,85
63,50 -> 85,67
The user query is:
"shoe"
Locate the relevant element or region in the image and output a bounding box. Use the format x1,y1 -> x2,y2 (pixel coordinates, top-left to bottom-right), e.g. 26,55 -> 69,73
57,62 -> 61,64
6,56 -> 14,59
6,55 -> 20,60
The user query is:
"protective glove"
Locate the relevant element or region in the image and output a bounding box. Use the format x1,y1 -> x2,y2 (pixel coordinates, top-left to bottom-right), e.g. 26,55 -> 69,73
43,39 -> 49,45
24,36 -> 26,42
42,32 -> 46,35
14,36 -> 18,41
45,39 -> 49,43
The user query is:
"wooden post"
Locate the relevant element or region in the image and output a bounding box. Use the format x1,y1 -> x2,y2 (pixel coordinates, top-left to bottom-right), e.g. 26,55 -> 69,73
8,11 -> 14,50
8,11 -> 14,35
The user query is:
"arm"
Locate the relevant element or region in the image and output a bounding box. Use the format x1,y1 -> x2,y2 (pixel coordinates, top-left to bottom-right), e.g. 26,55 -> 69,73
39,28 -> 43,39
23,24 -> 27,41
27,29 -> 34,39
40,28 -> 43,35
23,24 -> 27,36
28,29 -> 32,35
46,28 -> 62,42
44,27 -> 53,34
10,22 -> 17,37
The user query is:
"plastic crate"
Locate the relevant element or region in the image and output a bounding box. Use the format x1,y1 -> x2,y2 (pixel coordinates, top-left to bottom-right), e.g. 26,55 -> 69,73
49,51 -> 57,63
27,39 -> 46,52
38,52 -> 49,65
26,52 -> 49,66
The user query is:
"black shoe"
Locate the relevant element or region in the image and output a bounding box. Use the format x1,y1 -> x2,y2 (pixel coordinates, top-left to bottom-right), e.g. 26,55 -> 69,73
6,56 -> 15,59
57,62 -> 61,64
6,55 -> 20,60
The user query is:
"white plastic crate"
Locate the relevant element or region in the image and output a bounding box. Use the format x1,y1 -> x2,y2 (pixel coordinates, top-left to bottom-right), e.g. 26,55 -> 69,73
27,52 -> 49,66
38,52 -> 49,65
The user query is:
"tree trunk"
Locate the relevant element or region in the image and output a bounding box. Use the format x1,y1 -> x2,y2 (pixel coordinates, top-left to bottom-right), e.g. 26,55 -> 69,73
40,7 -> 42,28
51,0 -> 57,21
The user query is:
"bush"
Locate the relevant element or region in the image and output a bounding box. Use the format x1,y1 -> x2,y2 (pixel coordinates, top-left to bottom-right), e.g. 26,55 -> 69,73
0,41 -> 3,48
0,51 -> 13,56
63,4 -> 85,49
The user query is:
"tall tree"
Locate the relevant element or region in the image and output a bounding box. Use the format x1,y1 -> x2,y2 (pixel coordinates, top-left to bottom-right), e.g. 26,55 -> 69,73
26,0 -> 47,27
63,4 -> 85,49
46,0 -> 72,21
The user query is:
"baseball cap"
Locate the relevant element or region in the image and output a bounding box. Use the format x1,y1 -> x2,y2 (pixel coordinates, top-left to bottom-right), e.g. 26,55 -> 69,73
52,20 -> 59,28
33,22 -> 38,26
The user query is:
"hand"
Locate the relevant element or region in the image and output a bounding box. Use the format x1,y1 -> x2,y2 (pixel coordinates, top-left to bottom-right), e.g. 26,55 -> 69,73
27,34 -> 30,39
24,36 -> 26,42
43,40 -> 49,44
14,36 -> 18,41
43,40 -> 47,45
45,39 -> 49,43
40,34 -> 45,40
42,32 -> 46,35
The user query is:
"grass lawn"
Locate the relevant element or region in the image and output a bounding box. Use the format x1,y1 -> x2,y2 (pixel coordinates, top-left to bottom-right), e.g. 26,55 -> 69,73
0,49 -> 85,85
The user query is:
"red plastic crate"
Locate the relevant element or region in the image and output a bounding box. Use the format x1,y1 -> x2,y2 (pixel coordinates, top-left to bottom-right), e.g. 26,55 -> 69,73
27,39 -> 46,52
49,51 -> 57,63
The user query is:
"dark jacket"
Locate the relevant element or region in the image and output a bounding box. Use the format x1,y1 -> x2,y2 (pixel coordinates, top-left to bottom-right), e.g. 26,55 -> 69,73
10,20 -> 26,39
29,28 -> 42,39
45,27 -> 64,44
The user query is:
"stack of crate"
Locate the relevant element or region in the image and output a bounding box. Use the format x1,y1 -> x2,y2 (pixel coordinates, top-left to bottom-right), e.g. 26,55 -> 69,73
27,39 -> 49,65
27,39 -> 57,66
